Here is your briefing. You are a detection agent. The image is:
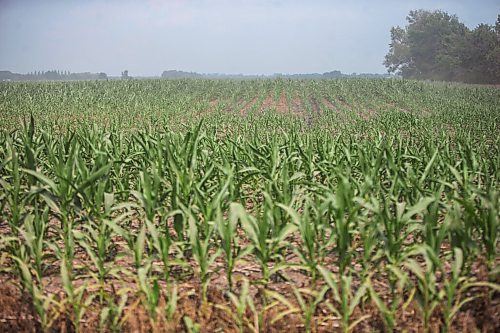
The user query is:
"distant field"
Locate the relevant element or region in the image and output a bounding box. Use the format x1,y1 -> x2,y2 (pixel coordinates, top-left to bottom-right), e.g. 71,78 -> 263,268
0,79 -> 499,332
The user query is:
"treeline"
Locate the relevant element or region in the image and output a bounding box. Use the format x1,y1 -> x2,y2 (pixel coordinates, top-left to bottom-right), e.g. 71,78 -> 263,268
0,70 -> 108,81
385,10 -> 500,84
161,69 -> 392,79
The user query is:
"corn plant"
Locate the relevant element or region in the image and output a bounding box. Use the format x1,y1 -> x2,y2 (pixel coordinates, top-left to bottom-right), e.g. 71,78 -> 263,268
217,204 -> 254,292
215,279 -> 259,333
183,204 -> 221,302
231,202 -> 297,285
366,265 -> 412,332
12,255 -> 56,331
137,259 -> 161,325
0,78 -> 499,332
289,286 -> 329,333
99,288 -> 129,333
404,247 -> 442,332
318,266 -> 370,333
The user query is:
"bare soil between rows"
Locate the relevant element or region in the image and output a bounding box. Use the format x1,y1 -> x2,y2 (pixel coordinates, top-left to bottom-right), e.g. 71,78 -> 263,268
1,224 -> 498,333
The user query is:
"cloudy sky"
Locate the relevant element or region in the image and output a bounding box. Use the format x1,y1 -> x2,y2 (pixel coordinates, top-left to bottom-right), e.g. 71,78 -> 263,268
0,0 -> 498,76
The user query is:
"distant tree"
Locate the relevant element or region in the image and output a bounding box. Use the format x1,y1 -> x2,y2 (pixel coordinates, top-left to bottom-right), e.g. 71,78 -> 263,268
488,15 -> 500,81
385,10 -> 468,81
98,72 -> 108,80
384,26 -> 410,75
385,10 -> 499,83
461,24 -> 499,83
121,70 -> 129,80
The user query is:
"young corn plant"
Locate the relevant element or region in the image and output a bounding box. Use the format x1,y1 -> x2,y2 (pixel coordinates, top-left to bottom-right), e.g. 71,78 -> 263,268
288,286 -> 330,333
12,255 -> 57,331
318,265 -> 370,333
215,279 -> 260,333
1,138 -> 25,262
137,259 -> 162,326
440,247 -> 468,332
232,202 -> 297,286
439,247 -> 500,332
279,195 -> 336,284
60,257 -> 95,333
217,204 -> 254,292
404,247 -> 442,333
134,162 -> 183,318
99,288 -> 129,333
283,199 -> 324,284
377,195 -> 435,266
183,204 -> 221,303
105,212 -> 146,271
323,175 -> 359,275
17,211 -> 48,288
354,197 -> 382,281
73,220 -> 119,303
145,217 -> 179,322
473,188 -> 498,268
366,265 -> 412,332
163,121 -> 205,241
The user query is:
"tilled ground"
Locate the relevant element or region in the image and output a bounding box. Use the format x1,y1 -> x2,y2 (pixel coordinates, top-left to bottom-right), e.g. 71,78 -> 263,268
1,227 -> 499,333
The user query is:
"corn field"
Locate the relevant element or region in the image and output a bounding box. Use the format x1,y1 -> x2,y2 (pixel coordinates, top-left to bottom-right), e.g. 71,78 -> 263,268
0,79 -> 499,332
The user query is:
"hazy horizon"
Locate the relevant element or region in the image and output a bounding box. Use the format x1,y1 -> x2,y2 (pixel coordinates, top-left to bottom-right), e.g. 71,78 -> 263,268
0,0 -> 498,76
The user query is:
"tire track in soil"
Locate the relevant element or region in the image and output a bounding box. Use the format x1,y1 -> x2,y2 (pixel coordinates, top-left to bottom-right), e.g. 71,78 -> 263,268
196,99 -> 219,118
259,95 -> 274,113
305,96 -> 322,127
223,99 -> 243,114
326,98 -> 355,125
276,93 -> 289,113
358,107 -> 377,121
309,96 -> 322,115
291,95 -> 310,125
291,95 -> 304,116
336,99 -> 353,112
386,101 -> 432,117
239,97 -> 258,116
321,98 -> 339,112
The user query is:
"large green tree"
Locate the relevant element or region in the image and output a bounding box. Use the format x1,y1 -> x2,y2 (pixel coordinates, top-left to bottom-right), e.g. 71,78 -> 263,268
385,10 -> 500,83
461,23 -> 499,83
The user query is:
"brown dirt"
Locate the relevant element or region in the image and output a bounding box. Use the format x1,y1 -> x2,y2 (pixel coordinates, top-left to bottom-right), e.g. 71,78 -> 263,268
309,97 -> 321,115
276,93 -> 289,114
0,279 -> 38,333
291,96 -> 305,116
359,108 -> 377,120
2,226 -> 498,333
1,163 -> 498,333
384,102 -> 433,117
321,98 -> 338,112
336,99 -> 353,111
194,99 -> 219,120
207,99 -> 219,113
259,95 -> 274,113
223,99 -> 243,114
239,97 -> 258,116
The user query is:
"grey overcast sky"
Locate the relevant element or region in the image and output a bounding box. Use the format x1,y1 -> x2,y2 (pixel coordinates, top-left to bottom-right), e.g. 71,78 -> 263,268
0,0 -> 498,76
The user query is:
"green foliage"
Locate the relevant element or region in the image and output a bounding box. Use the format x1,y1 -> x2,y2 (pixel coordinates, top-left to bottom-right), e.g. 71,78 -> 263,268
385,9 -> 500,83
0,78 -> 498,331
